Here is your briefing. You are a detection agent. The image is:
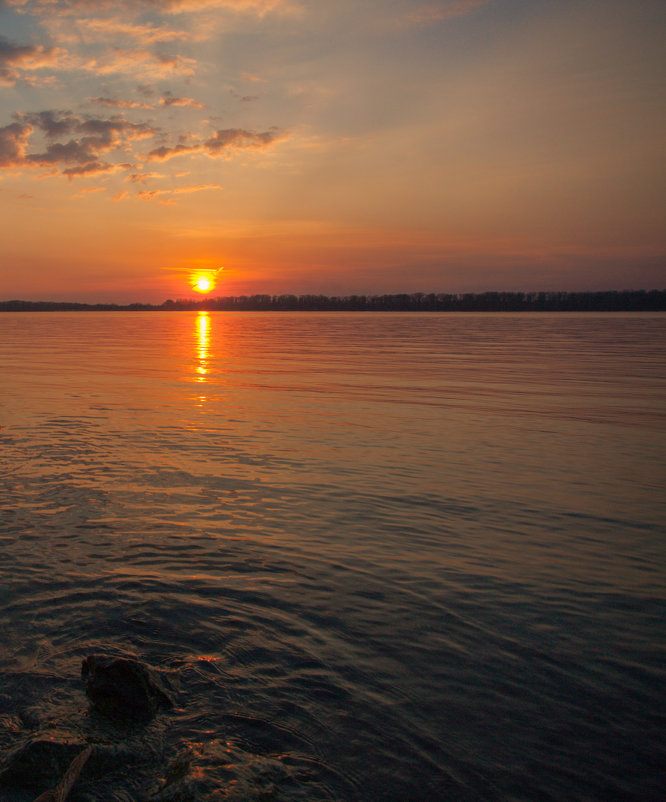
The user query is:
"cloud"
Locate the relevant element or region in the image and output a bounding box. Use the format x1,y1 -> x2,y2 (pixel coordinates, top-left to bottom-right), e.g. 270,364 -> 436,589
125,172 -> 164,183
63,161 -> 115,176
133,182 -> 221,201
53,17 -> 191,44
5,0 -> 298,17
160,93 -> 205,108
146,140 -> 200,161
89,96 -> 155,109
0,37 -> 67,86
80,49 -> 196,78
19,110 -> 80,138
0,34 -> 194,85
172,182 -> 220,193
0,121 -> 33,166
146,127 -> 284,161
1,111 -> 158,177
204,127 -> 282,152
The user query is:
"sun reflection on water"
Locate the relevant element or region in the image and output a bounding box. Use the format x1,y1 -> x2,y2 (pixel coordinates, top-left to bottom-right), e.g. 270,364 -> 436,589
196,311 -> 210,387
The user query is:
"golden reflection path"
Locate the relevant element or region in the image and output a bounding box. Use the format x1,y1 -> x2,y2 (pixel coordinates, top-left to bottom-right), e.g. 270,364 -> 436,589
195,311 -> 210,405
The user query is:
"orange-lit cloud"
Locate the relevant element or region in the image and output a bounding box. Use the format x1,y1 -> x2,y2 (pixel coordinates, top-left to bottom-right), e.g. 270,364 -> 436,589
135,183 -> 220,200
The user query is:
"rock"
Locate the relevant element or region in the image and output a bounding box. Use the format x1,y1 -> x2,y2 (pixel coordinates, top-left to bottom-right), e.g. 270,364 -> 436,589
81,655 -> 176,720
0,735 -> 85,790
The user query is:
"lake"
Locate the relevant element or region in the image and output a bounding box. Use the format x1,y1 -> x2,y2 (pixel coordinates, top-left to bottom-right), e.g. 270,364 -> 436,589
0,311 -> 664,800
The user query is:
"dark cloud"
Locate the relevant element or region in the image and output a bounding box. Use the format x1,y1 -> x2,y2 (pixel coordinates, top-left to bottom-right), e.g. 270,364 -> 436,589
0,121 -> 32,166
146,141 -> 199,161
19,110 -> 80,138
0,110 -> 157,176
204,127 -> 281,152
62,161 -> 115,176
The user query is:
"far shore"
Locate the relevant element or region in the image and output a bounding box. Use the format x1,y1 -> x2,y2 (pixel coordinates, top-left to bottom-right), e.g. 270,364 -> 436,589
1,289 -> 665,313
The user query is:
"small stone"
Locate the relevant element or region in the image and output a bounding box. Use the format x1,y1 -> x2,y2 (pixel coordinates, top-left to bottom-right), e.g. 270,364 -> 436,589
0,735 -> 84,790
81,655 -> 176,720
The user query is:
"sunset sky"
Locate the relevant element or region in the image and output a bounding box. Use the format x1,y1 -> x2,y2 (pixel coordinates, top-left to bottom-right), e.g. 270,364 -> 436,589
0,0 -> 664,302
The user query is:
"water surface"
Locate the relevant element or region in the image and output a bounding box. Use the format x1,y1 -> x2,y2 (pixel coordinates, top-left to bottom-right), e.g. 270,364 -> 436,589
0,312 -> 664,800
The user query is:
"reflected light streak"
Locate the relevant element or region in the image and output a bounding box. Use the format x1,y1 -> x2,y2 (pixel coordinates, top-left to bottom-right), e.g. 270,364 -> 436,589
196,311 -> 210,383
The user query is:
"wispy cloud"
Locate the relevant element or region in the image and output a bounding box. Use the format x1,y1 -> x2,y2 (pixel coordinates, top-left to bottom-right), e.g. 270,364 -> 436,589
135,182 -> 220,200
79,49 -> 196,79
125,171 -> 165,183
44,16 -> 191,45
72,185 -> 106,196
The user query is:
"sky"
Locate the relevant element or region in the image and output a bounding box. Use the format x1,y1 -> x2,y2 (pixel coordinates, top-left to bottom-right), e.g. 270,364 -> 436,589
0,0 -> 664,303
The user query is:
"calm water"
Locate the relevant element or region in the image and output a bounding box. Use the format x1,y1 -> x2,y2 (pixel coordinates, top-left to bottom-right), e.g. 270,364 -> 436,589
0,312 -> 664,801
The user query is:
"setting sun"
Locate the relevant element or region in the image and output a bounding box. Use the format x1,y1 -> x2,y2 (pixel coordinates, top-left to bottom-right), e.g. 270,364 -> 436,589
189,266 -> 222,295
194,277 -> 212,293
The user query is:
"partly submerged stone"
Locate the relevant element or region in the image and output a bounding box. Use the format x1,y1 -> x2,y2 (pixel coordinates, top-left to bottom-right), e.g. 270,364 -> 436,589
0,734 -> 86,790
81,655 -> 176,720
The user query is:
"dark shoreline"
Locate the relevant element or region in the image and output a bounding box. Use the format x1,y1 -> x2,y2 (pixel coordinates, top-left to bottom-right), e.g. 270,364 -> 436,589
1,289 -> 665,313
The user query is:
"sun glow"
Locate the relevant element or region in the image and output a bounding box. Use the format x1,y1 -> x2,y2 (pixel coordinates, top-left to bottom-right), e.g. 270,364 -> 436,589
194,277 -> 213,293
190,266 -> 222,294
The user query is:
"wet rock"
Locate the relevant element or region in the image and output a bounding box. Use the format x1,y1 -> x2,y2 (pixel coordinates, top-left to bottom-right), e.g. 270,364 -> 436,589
81,656 -> 176,720
0,734 -> 85,790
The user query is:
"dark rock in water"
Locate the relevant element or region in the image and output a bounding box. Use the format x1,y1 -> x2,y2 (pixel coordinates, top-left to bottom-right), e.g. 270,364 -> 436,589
82,655 -> 176,720
0,735 -> 85,790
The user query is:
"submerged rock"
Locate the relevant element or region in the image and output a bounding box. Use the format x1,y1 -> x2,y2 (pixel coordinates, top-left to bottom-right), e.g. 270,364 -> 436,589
0,734 -> 86,790
81,655 -> 176,720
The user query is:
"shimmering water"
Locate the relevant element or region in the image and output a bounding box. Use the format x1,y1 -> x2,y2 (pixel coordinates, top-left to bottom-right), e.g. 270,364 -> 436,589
0,311 -> 664,801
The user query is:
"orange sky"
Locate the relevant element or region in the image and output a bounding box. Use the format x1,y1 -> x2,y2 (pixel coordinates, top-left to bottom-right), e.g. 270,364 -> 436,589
1,0 -> 664,302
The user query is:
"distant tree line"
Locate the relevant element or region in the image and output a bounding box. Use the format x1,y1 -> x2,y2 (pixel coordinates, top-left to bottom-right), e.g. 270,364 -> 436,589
1,290 -> 665,313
